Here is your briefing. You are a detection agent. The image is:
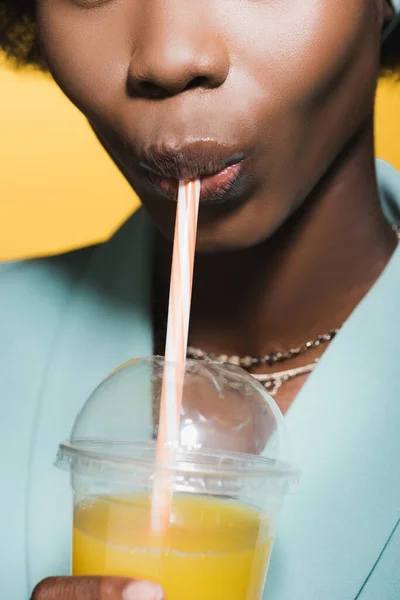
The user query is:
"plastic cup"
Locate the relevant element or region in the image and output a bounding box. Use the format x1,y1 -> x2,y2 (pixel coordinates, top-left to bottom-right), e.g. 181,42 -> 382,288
56,357 -> 298,600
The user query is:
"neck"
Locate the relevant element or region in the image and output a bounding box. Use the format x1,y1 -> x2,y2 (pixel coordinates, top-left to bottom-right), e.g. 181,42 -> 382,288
155,122 -> 396,358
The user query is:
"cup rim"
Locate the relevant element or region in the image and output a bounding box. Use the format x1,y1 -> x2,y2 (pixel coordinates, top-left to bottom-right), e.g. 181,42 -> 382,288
56,439 -> 299,483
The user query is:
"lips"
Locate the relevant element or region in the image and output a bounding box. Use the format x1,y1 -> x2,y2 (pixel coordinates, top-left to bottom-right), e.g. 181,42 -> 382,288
153,162 -> 243,201
138,141 -> 246,202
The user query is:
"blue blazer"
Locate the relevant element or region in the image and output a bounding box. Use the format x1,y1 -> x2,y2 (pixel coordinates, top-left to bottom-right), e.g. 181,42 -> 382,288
1,160 -> 399,599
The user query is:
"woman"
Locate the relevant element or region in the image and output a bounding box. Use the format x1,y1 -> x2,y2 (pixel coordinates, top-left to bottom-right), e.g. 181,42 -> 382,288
1,1 -> 400,599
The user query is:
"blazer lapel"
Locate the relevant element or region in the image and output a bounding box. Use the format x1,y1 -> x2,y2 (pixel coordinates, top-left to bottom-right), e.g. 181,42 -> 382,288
265,244 -> 400,600
26,210 -> 154,586
0,251 -> 92,599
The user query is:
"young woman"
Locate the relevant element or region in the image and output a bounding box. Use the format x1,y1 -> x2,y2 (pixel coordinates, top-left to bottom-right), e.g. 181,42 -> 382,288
1,1 -> 400,599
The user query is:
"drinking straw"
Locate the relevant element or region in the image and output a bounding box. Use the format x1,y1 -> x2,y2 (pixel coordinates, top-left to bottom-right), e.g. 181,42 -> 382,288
151,179 -> 201,532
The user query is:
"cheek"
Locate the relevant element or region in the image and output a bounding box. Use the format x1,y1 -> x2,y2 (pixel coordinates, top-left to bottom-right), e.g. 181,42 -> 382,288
36,1 -> 132,117
195,0 -> 378,249
234,0 -> 378,190
234,0 -> 374,101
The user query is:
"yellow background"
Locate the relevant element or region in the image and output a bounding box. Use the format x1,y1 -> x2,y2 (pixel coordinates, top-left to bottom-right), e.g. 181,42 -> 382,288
1,59 -> 400,262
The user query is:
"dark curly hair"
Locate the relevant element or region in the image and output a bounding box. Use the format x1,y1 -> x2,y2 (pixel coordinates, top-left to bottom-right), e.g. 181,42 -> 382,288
0,1 -> 43,68
1,0 -> 400,73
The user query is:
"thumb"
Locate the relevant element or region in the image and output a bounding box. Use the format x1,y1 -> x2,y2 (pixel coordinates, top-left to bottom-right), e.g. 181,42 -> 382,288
122,581 -> 165,600
31,576 -> 164,600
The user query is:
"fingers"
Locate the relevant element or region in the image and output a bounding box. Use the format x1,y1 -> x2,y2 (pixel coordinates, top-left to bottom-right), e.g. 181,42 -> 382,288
31,577 -> 164,600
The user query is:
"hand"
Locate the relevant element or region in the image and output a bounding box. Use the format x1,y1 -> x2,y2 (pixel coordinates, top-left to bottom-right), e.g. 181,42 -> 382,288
31,577 -> 164,600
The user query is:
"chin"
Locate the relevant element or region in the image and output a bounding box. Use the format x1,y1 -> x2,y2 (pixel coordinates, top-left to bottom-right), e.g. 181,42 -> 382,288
194,223 -> 274,254
194,206 -> 289,253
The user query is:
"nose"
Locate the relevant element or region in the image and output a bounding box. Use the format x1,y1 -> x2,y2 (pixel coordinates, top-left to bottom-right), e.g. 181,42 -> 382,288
127,4 -> 230,98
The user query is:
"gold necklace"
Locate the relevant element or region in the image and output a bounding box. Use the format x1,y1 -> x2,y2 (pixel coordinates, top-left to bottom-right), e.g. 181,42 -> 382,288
187,328 -> 339,369
186,341 -> 325,397
251,360 -> 319,396
186,331 -> 331,397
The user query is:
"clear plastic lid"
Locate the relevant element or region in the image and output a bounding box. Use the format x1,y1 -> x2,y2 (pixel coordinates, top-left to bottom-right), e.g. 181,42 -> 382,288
56,357 -> 299,489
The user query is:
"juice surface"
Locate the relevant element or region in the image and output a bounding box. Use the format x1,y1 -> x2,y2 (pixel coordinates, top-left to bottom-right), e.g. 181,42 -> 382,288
73,494 -> 273,600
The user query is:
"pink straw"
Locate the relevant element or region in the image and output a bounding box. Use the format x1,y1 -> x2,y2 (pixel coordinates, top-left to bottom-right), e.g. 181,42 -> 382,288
151,179 -> 201,532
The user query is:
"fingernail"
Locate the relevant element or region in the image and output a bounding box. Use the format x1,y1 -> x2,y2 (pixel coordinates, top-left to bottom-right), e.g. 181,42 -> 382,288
122,581 -> 164,600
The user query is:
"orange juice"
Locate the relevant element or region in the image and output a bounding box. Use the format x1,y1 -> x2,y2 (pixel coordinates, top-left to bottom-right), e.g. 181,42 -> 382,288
73,494 -> 273,600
